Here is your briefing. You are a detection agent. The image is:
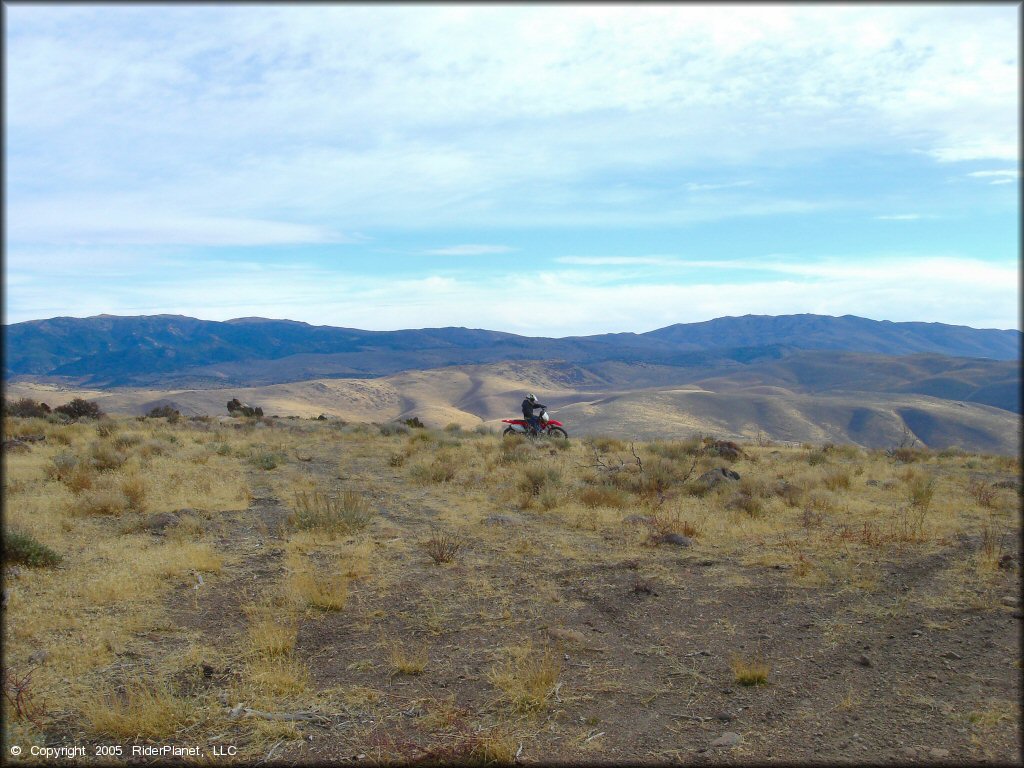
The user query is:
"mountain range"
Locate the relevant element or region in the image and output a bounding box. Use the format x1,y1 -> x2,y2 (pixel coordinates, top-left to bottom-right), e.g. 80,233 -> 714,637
4,313 -> 1020,453
4,313 -> 1019,386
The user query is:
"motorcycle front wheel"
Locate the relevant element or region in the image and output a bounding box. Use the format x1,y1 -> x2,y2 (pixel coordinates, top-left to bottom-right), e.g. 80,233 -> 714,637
547,427 -> 568,439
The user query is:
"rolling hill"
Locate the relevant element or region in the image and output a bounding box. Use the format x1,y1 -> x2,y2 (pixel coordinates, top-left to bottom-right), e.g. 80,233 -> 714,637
5,313 -> 1019,453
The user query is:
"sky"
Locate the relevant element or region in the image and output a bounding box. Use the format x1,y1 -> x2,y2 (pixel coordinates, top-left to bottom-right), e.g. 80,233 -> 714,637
3,3 -> 1020,336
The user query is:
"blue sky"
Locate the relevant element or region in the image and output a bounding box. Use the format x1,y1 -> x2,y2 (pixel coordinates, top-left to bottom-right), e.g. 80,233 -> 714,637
4,4 -> 1019,335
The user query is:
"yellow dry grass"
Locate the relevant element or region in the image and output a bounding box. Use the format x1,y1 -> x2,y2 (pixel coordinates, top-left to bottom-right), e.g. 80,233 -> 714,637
3,411 -> 1019,761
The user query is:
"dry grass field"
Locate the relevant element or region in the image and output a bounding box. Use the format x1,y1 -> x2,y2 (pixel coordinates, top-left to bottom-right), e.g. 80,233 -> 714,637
2,411 -> 1021,764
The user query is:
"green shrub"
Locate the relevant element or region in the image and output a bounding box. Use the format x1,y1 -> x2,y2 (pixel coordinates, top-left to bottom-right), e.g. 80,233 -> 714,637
403,417 -> 426,429
4,398 -> 51,418
146,405 -> 181,422
4,530 -> 62,567
250,449 -> 285,470
54,398 -> 104,420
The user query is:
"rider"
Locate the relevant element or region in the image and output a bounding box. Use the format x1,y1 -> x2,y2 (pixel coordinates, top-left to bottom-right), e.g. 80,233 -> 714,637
521,393 -> 547,435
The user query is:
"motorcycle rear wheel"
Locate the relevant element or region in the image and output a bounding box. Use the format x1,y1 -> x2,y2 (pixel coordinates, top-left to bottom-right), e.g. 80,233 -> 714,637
502,427 -> 518,437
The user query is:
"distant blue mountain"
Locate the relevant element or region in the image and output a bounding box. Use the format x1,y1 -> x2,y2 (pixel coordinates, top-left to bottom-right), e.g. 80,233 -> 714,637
3,312 -> 1019,390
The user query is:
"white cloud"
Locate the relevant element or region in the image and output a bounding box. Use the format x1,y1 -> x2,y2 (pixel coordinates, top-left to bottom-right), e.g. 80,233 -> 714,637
5,251 -> 1017,333
4,4 -> 1018,241
556,256 -> 680,267
967,169 -> 1020,185
423,245 -> 516,256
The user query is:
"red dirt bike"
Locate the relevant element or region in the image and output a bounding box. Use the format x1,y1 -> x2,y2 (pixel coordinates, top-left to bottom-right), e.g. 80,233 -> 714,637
501,410 -> 568,439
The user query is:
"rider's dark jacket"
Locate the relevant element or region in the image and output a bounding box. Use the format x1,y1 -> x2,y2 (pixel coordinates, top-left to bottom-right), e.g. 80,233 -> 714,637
522,399 -> 547,419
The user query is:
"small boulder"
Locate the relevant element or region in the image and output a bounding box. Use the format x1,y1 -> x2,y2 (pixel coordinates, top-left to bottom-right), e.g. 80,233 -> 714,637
483,514 -> 519,527
711,732 -> 742,748
706,440 -> 744,460
144,512 -> 180,534
622,514 -> 653,526
697,468 -> 741,488
659,533 -> 692,547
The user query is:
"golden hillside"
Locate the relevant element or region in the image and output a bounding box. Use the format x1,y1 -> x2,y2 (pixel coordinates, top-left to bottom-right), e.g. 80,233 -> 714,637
6,358 -> 1019,454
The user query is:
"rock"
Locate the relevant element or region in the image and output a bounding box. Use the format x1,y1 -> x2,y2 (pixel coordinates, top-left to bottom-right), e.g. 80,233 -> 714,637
1000,596 -> 1019,607
483,514 -> 519,527
714,712 -> 735,722
855,654 -> 872,667
707,440 -> 744,460
144,512 -> 180,534
659,533 -> 692,547
940,651 -> 963,660
697,468 -> 741,488
622,514 -> 653,526
711,732 -> 742,748
902,747 -> 918,758
2,439 -> 32,453
28,649 -> 49,665
997,554 -> 1015,570
929,748 -> 950,759
865,479 -> 880,487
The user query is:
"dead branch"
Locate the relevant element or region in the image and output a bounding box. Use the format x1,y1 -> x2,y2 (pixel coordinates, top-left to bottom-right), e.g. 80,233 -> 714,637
243,707 -> 329,722
630,442 -> 643,473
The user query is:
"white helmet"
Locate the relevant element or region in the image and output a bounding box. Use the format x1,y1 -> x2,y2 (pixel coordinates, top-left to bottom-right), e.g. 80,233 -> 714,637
527,393 -> 537,403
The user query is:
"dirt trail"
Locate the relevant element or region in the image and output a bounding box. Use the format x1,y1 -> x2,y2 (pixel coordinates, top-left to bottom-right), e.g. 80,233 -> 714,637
163,437 -> 1021,765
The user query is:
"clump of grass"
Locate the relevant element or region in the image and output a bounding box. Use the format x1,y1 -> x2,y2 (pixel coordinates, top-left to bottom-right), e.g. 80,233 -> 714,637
519,465 -> 561,497
246,656 -> 309,697
807,449 -> 828,466
822,468 -> 852,491
409,452 -> 458,484
83,680 -> 197,739
388,452 -> 406,467
906,472 -> 936,512
731,653 -> 770,686
4,530 -> 62,568
120,472 -> 147,512
650,513 -> 701,539
728,491 -> 764,517
488,643 -> 561,713
75,486 -> 130,516
88,441 -> 127,471
497,439 -> 531,465
424,528 -> 463,564
966,478 -> 997,508
288,488 -> 373,534
112,432 -> 143,450
247,610 -> 298,657
390,642 -> 429,676
578,485 -> 630,509
287,569 -> 348,611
